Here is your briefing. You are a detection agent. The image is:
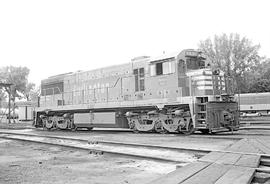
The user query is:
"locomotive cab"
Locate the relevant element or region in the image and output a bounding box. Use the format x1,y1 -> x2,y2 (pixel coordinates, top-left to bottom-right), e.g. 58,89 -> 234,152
185,50 -> 206,70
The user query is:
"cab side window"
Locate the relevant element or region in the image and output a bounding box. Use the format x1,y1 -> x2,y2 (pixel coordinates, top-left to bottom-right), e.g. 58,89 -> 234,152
150,60 -> 175,76
134,68 -> 145,92
156,63 -> 163,75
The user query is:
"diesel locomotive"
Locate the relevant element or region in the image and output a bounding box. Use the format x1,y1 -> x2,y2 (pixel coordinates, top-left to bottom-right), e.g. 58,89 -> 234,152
34,49 -> 239,134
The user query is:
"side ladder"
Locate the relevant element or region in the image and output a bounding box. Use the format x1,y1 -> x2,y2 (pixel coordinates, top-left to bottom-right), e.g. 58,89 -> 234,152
195,97 -> 208,129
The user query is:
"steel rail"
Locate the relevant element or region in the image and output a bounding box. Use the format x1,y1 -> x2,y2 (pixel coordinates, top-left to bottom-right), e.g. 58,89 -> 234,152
2,127 -> 270,142
33,127 -> 270,140
1,131 -> 270,176
1,131 -> 270,158
0,135 -> 181,163
0,132 -> 207,163
0,131 -> 211,153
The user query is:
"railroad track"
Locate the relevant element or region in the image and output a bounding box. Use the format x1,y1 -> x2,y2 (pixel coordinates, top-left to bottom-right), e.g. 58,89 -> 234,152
5,127 -> 260,149
34,127 -> 270,140
30,125 -> 270,139
3,127 -> 270,142
1,131 -> 270,183
0,131 -> 207,163
1,131 -> 270,160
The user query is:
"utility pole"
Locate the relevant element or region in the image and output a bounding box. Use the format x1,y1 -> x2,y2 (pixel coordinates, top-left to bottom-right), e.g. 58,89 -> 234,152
8,90 -> 11,124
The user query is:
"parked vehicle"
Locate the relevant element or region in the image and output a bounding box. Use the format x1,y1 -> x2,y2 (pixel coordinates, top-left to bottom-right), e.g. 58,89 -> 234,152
236,92 -> 270,116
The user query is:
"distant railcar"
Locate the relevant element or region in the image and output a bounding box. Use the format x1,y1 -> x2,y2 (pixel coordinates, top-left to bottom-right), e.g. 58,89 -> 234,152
236,92 -> 270,116
34,49 -> 239,134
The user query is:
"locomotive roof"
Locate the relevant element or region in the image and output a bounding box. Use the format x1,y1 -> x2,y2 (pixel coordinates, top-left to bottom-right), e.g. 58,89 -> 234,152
149,49 -> 198,63
41,72 -> 69,84
149,51 -> 180,63
41,49 -> 201,83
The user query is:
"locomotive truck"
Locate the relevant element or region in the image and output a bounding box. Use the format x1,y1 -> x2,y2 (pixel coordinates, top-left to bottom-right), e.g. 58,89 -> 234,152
34,49 -> 239,134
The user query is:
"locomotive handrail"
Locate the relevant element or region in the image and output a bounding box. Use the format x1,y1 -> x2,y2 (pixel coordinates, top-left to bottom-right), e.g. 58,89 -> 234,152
112,77 -> 121,88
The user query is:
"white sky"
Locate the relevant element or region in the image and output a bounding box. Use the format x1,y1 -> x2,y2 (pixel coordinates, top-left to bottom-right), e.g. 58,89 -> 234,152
0,0 -> 269,86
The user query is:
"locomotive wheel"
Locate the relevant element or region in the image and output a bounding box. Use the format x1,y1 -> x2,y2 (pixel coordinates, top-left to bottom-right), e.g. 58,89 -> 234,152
45,119 -> 54,129
131,117 -> 154,132
154,120 -> 168,134
159,128 -> 168,134
51,116 -> 58,129
56,120 -> 68,130
156,126 -> 168,134
72,125 -> 78,131
154,120 -> 163,133
128,119 -> 136,130
41,118 -> 46,129
65,119 -> 72,129
162,119 -> 178,133
182,120 -> 194,135
127,118 -> 139,133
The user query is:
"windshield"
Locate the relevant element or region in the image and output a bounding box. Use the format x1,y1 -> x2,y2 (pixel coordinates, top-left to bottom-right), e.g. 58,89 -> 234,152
186,57 -> 205,70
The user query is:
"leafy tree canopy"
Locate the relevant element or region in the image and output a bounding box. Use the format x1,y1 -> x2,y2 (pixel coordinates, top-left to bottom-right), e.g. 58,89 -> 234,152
249,79 -> 270,93
0,66 -> 30,100
199,33 -> 263,93
23,82 -> 36,101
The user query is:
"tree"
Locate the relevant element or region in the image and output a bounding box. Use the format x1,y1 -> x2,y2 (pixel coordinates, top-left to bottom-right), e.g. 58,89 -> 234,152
259,59 -> 270,79
0,91 -> 6,109
199,33 -> 262,93
23,83 -> 35,101
262,68 -> 270,80
249,79 -> 270,93
0,66 -> 30,98
0,66 -> 30,121
247,58 -> 270,93
28,85 -> 40,103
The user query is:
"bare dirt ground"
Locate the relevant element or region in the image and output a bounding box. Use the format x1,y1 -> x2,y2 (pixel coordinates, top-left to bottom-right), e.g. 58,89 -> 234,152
1,121 -> 270,184
0,138 -> 180,184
